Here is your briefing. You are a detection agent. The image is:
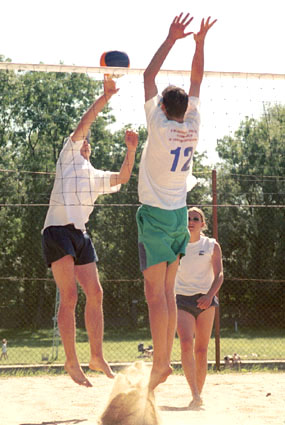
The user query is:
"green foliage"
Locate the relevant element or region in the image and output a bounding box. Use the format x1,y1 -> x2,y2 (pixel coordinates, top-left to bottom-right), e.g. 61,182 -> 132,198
0,66 -> 111,328
0,62 -> 284,334
216,104 -> 285,327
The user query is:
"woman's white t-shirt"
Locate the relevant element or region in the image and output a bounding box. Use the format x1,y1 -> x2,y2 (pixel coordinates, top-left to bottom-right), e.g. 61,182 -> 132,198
175,236 -> 216,296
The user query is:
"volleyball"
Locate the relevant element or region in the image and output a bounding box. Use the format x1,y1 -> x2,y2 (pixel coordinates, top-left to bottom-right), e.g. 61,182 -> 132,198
100,51 -> 130,68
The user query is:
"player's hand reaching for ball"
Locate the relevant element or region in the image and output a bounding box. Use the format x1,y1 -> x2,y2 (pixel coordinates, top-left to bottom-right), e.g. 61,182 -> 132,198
104,77 -> 119,100
125,130 -> 138,152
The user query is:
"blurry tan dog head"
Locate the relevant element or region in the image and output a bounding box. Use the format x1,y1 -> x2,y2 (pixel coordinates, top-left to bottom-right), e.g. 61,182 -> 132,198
99,362 -> 161,425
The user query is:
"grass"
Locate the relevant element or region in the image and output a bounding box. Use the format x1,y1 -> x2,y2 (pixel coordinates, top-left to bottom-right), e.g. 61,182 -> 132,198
0,364 -> 283,379
0,327 -> 284,366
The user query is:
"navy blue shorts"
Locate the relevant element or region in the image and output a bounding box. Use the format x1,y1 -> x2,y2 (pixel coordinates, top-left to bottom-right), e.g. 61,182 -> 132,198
42,224 -> 98,268
176,293 -> 219,319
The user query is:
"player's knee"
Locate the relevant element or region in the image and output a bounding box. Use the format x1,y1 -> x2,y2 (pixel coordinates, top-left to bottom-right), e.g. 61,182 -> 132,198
165,288 -> 176,305
179,336 -> 194,353
195,346 -> 208,359
144,280 -> 163,304
60,287 -> 78,309
145,289 -> 163,305
85,284 -> 103,304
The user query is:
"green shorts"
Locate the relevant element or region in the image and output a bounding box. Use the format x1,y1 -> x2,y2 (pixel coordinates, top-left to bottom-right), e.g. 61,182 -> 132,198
136,204 -> 189,271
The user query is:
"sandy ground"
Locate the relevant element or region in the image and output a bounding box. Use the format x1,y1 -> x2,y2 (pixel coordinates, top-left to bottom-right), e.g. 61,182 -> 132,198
1,370 -> 285,425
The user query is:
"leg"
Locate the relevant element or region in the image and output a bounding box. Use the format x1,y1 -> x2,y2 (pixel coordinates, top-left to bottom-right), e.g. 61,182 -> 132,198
165,256 -> 180,363
177,309 -> 202,407
195,307 -> 215,394
75,262 -> 114,379
144,262 -> 172,391
51,255 -> 92,387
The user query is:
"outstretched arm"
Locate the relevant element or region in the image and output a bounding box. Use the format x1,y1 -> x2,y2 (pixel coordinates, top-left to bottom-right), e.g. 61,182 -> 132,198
110,130 -> 138,186
189,17 -> 217,98
71,78 -> 119,142
144,13 -> 193,102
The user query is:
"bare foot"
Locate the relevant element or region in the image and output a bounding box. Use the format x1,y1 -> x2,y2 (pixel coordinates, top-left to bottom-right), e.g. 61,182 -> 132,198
89,356 -> 115,379
64,362 -> 92,387
148,364 -> 172,391
188,396 -> 203,410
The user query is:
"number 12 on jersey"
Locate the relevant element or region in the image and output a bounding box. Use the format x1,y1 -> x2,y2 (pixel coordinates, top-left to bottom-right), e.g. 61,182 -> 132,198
170,146 -> 193,172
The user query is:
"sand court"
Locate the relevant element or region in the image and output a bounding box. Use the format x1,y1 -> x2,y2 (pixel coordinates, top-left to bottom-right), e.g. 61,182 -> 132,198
1,368 -> 284,425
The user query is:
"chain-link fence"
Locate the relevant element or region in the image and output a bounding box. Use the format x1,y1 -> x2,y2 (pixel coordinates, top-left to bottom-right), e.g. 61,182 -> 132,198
0,278 -> 284,366
1,65 -> 284,369
0,187 -> 284,366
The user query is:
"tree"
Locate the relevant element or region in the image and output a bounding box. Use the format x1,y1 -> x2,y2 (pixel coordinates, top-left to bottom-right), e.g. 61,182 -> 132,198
0,63 -> 116,328
215,104 -> 285,327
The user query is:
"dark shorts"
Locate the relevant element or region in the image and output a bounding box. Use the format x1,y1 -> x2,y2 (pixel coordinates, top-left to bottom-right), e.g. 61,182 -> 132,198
176,293 -> 219,320
42,224 -> 98,268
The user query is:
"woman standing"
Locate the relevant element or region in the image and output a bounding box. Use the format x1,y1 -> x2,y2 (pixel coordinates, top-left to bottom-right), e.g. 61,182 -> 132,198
175,207 -> 224,408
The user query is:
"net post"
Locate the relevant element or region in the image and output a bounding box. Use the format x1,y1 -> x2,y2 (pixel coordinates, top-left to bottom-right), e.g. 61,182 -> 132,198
212,169 -> 221,371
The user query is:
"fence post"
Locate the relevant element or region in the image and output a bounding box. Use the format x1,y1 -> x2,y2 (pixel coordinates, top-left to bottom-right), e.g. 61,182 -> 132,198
212,169 -> 221,371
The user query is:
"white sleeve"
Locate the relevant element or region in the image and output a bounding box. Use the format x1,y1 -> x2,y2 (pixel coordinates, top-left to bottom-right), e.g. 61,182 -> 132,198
144,94 -> 162,124
93,170 -> 121,195
58,136 -> 83,167
207,237 -> 216,255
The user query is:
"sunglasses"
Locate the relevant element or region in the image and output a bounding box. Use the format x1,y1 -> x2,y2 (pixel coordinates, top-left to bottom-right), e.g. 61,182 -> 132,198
188,216 -> 200,222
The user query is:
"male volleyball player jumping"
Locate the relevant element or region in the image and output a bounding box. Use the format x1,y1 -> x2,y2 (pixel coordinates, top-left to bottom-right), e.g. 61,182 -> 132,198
136,13 -> 216,391
42,78 -> 138,387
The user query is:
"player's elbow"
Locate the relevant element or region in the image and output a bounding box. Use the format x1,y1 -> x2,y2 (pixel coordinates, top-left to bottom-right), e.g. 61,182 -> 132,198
143,69 -> 155,86
119,174 -> 130,185
143,69 -> 150,80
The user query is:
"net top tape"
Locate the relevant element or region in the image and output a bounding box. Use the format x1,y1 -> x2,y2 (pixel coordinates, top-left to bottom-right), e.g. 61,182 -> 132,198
1,62 -> 284,80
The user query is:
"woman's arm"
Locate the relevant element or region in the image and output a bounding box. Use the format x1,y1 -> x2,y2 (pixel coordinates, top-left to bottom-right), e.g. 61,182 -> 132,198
197,241 -> 224,309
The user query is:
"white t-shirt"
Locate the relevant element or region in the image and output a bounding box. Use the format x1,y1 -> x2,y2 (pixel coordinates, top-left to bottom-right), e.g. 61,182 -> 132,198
43,137 -> 121,231
175,236 -> 216,296
138,94 -> 200,210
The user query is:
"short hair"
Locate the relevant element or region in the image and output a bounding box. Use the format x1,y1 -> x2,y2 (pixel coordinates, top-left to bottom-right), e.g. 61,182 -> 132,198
162,85 -> 188,119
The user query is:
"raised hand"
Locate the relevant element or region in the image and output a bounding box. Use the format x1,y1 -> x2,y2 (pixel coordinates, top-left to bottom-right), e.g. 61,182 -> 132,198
104,77 -> 119,99
168,12 -> 194,42
194,17 -> 217,43
125,130 -> 138,151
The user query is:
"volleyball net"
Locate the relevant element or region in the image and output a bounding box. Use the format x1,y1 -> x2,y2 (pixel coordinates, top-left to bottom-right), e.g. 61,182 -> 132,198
1,61 -> 284,169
